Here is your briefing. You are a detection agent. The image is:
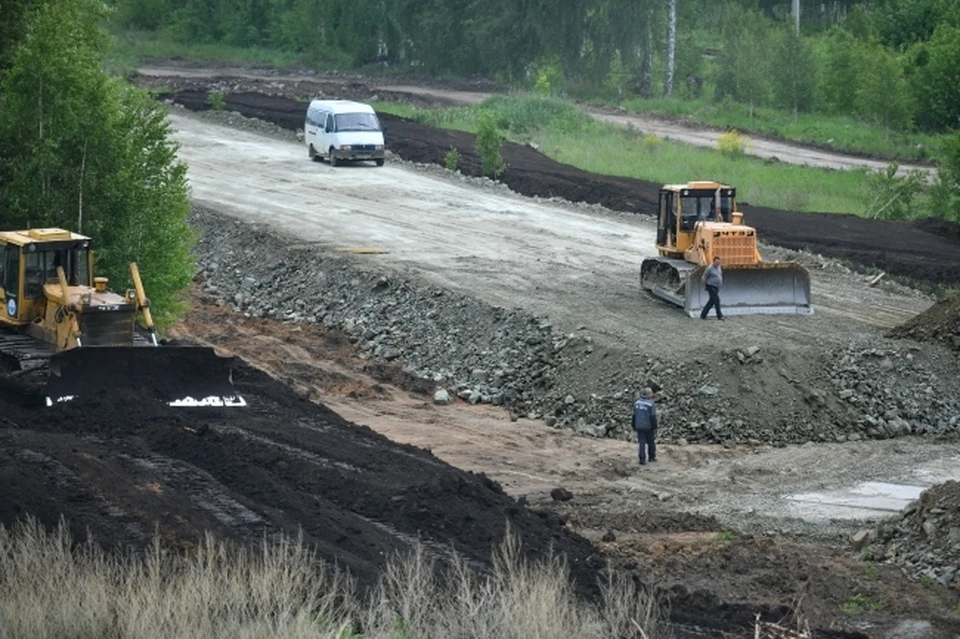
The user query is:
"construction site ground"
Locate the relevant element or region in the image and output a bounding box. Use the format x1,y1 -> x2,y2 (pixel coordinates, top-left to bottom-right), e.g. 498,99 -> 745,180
1,64 -> 958,638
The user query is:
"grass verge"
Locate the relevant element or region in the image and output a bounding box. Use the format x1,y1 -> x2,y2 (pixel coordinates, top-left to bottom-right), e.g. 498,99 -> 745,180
0,517 -> 666,639
610,95 -> 942,164
376,94 -> 893,215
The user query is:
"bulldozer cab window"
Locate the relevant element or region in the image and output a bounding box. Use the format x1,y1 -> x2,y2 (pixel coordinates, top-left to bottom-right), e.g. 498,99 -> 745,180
24,249 -> 86,297
2,246 -> 18,296
658,190 -> 676,245
679,193 -> 732,231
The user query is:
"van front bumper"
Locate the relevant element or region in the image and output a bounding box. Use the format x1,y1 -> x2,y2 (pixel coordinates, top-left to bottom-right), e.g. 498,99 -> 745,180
336,145 -> 385,161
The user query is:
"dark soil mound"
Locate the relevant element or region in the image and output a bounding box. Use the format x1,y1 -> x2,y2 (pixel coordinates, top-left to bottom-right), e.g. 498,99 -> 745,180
0,361 -> 601,597
160,89 -> 960,289
888,293 -> 960,349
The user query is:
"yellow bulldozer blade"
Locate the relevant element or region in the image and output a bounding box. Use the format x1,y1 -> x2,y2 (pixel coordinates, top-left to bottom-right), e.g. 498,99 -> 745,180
46,346 -> 246,407
641,257 -> 813,317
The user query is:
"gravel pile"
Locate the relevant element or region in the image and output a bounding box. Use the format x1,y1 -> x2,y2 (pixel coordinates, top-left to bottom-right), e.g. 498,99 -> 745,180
825,342 -> 960,439
874,481 -> 960,589
190,207 -> 960,448
191,208 -> 562,413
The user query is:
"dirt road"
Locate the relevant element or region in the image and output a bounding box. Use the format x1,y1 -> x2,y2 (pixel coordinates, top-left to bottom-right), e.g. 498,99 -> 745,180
140,64 -> 933,177
168,109 -> 929,354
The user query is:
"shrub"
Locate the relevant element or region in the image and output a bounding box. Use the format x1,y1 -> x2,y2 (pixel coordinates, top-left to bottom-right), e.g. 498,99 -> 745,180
207,89 -> 225,111
443,147 -> 460,172
475,113 -> 506,178
717,129 -> 750,156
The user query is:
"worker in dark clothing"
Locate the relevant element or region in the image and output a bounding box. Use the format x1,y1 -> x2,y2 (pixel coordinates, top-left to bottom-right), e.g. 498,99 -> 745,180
700,255 -> 724,320
632,387 -> 658,466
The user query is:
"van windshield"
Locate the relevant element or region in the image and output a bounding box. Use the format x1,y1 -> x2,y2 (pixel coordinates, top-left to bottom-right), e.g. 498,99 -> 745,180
335,112 -> 381,132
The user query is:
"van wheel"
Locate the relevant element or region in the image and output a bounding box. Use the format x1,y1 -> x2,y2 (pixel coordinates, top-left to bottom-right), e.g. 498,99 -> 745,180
375,158 -> 385,167
329,149 -> 339,167
308,144 -> 319,161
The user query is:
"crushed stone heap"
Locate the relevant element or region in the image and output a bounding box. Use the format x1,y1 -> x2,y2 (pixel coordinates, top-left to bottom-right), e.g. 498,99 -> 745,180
875,481 -> 960,589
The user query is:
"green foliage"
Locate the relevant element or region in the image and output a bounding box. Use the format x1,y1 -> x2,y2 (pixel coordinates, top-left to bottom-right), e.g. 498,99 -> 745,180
863,564 -> 879,580
769,25 -> 818,119
530,56 -> 565,95
475,113 -> 505,178
443,146 -> 460,171
717,130 -> 750,156
920,574 -> 937,589
841,593 -> 885,614
856,44 -> 914,137
864,163 -> 927,220
928,131 -> 960,222
417,94 -> 592,138
207,89 -> 226,110
818,27 -> 868,116
714,4 -> 771,117
605,49 -> 628,100
715,530 -> 736,542
0,0 -> 194,329
860,544 -> 876,560
910,24 -> 960,132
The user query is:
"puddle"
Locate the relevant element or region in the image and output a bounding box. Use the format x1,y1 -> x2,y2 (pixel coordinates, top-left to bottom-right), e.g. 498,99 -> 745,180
781,455 -> 960,521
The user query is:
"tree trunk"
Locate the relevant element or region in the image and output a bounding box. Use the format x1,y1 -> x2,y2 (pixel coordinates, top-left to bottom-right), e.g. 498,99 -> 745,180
639,4 -> 653,98
78,138 -> 87,233
664,0 -> 676,97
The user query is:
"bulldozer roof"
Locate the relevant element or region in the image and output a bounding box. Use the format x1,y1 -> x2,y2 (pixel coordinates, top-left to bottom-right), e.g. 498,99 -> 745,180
662,180 -> 733,192
0,228 -> 91,246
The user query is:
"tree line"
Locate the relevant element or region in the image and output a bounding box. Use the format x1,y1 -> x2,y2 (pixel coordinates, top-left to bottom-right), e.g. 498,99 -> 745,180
0,0 -> 194,327
109,0 -> 960,134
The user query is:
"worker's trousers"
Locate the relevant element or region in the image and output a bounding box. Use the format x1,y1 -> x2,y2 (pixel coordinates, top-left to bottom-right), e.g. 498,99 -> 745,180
636,428 -> 656,465
701,285 -> 723,319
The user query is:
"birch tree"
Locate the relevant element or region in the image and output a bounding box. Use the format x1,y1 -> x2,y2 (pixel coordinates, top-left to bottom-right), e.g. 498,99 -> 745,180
664,0 -> 676,96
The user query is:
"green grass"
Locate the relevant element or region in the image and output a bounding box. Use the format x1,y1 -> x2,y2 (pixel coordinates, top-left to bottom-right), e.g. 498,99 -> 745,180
109,30 -> 310,73
715,530 -> 737,542
840,593 -> 885,614
376,94 -> 888,215
611,94 -> 942,164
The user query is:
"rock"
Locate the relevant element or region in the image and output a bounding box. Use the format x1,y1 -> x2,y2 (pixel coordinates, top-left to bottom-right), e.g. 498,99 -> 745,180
886,620 -> 933,639
850,529 -> 874,550
550,487 -> 573,502
601,531 -> 616,542
433,388 -> 452,405
838,389 -> 855,400
564,394 -> 576,404
879,357 -> 895,372
922,520 -> 938,539
468,390 -> 482,405
698,385 -> 718,396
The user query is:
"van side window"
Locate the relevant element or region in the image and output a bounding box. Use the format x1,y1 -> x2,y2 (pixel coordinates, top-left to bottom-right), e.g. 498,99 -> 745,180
325,114 -> 334,132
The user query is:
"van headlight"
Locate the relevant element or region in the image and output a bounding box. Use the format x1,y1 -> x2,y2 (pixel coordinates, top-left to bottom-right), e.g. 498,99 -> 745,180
375,145 -> 383,150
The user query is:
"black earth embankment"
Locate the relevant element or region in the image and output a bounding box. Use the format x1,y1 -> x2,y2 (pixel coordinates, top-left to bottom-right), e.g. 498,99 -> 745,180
163,89 -> 960,289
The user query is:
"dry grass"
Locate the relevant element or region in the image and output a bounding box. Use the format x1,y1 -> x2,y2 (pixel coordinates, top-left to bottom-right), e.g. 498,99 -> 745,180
0,518 -> 667,638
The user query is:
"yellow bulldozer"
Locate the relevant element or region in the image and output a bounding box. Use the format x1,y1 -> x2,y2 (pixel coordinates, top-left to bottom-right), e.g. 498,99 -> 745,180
640,181 -> 812,316
0,228 -> 244,406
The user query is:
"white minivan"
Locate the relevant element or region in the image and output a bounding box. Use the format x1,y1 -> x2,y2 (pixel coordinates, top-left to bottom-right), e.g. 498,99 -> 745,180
304,99 -> 385,167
